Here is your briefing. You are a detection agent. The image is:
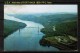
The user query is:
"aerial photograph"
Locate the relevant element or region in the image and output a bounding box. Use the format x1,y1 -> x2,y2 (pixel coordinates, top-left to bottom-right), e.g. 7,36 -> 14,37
4,5 -> 78,51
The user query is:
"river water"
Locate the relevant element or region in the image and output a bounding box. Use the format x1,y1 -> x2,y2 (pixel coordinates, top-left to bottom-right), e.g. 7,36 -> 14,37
4,15 -> 59,51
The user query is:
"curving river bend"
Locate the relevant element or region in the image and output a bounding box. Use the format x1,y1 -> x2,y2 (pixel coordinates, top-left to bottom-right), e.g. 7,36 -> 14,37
4,15 -> 59,51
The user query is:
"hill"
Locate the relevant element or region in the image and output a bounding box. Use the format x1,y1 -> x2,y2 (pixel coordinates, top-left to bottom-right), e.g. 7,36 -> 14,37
4,19 -> 26,38
40,20 -> 77,50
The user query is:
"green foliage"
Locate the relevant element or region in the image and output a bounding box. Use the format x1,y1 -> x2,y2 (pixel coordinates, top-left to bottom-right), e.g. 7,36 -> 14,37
55,21 -> 77,37
40,15 -> 77,50
4,19 -> 26,38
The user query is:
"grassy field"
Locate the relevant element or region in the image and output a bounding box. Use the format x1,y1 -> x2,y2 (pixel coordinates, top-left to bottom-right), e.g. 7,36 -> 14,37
4,19 -> 26,38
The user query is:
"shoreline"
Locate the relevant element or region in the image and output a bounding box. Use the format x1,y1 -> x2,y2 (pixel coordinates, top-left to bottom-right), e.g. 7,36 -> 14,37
4,19 -> 26,38
4,25 -> 26,38
40,20 -> 77,50
40,36 -> 77,50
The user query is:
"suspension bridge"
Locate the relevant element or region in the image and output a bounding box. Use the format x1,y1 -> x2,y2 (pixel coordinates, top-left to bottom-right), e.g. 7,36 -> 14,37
18,26 -> 43,35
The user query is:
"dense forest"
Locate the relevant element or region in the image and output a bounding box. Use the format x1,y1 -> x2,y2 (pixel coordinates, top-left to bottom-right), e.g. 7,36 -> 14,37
40,20 -> 77,50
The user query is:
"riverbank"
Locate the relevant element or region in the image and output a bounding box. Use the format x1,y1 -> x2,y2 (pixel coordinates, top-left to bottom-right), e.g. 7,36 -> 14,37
4,19 -> 26,38
40,36 -> 77,50
6,13 -> 77,50
4,19 -> 59,51
40,20 -> 77,50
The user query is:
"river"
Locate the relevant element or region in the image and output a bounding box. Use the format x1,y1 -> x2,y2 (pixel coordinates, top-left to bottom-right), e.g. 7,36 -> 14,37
4,15 -> 59,51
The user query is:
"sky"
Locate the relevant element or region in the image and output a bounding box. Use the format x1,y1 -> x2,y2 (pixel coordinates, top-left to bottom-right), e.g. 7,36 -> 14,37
4,5 -> 77,14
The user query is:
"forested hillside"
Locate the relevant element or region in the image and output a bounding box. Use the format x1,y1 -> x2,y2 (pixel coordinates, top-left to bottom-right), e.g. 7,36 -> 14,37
4,19 -> 26,38
40,20 -> 77,50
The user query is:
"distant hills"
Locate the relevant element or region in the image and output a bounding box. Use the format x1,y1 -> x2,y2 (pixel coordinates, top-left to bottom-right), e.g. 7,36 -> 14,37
7,13 -> 77,26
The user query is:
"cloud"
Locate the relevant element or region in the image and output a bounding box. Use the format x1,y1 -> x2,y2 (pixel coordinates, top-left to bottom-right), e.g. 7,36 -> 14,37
4,5 -> 77,14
